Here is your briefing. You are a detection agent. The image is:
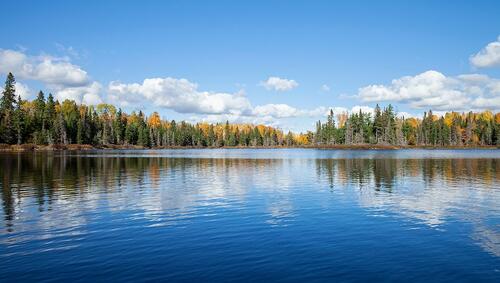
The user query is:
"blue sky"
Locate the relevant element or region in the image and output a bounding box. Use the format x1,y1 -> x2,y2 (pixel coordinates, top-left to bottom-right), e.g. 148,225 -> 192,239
1,0 -> 500,132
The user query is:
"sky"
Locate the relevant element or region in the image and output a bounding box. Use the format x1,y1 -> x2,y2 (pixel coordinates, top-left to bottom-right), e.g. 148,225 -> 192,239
1,0 -> 500,132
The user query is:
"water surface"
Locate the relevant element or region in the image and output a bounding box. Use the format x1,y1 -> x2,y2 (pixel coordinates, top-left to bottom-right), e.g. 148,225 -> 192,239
1,149 -> 499,282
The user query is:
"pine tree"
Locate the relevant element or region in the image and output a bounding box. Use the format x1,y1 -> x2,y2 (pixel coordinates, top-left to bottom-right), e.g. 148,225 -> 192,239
45,93 -> 56,143
326,109 -> 336,144
373,104 -> 383,143
34,91 -> 46,129
113,109 -> 126,144
208,124 -> 215,147
54,112 -> 68,144
224,120 -> 230,146
76,119 -> 84,144
345,120 -> 353,145
0,73 -> 17,144
315,120 -> 323,144
33,91 -> 46,144
383,105 -> 395,144
13,95 -> 24,144
286,131 -> 294,146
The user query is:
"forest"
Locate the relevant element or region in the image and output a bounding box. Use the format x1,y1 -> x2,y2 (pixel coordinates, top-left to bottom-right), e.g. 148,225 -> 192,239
1,72 -> 500,148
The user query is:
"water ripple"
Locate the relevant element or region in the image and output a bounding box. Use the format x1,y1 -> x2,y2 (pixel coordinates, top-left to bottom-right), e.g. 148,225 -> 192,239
0,150 -> 499,282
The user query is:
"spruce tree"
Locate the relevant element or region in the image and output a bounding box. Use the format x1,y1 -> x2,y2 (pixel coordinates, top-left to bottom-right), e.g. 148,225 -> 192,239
0,73 -> 16,144
14,95 -> 25,144
373,104 -> 382,143
34,91 -> 46,129
45,94 -> 56,143
326,109 -> 336,144
208,124 -> 215,147
33,91 -> 46,144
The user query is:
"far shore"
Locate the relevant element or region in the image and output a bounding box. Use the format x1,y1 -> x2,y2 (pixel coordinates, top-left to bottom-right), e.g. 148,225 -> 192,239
0,143 -> 499,152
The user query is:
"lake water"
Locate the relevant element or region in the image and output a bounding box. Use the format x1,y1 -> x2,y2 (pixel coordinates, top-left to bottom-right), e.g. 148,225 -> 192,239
1,149 -> 499,282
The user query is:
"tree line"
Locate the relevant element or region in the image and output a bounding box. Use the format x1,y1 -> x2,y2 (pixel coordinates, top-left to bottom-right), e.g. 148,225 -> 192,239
1,72 -> 499,147
313,104 -> 500,146
0,73 -> 293,147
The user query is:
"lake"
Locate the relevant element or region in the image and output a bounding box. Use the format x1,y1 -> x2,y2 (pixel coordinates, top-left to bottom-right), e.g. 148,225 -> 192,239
1,149 -> 499,282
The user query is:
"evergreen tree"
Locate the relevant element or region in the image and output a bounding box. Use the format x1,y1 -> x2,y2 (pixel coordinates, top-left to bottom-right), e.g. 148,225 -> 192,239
77,119 -> 84,144
0,73 -> 16,144
224,120 -> 230,146
373,104 -> 383,143
286,131 -> 294,146
53,112 -> 68,144
1,73 -> 499,148
13,95 -> 25,144
45,93 -> 56,143
315,120 -> 323,144
208,124 -> 215,146
326,109 -> 336,144
33,91 -> 46,144
113,109 -> 125,144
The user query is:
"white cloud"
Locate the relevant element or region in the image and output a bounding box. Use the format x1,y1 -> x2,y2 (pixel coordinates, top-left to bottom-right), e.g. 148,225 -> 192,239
0,49 -> 89,86
470,36 -> 500,68
1,48 -> 428,131
321,84 -> 330,92
396,111 -> 420,119
307,106 -> 336,117
54,82 -> 103,105
0,49 -> 103,104
107,74 -> 380,125
108,76 -> 379,129
193,104 -> 379,132
358,70 -> 500,111
108,77 -> 252,115
307,106 -> 374,117
15,82 -> 32,100
260,76 -> 298,91
193,113 -> 280,127
351,105 -> 375,115
252,104 -> 301,118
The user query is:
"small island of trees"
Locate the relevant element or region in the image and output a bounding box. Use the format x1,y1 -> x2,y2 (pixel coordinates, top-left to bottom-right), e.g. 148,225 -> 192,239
1,72 -> 499,149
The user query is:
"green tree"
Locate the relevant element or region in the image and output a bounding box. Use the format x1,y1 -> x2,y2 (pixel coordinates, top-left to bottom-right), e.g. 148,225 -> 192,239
45,93 -> 56,143
0,73 -> 17,144
13,95 -> 25,144
373,104 -> 383,143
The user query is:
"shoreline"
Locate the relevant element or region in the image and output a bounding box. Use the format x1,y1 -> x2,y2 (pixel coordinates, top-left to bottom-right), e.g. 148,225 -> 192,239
0,143 -> 498,152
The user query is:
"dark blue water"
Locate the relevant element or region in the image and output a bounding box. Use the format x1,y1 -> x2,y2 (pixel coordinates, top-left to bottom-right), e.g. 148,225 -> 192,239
0,149 -> 499,282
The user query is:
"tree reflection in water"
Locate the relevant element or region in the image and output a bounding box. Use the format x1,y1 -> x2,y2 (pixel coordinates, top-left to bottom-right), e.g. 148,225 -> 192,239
1,151 -> 499,256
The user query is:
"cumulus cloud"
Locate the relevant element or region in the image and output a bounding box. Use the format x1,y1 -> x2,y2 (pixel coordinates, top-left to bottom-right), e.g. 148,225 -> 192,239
108,75 -> 380,124
1,48 -> 423,130
251,104 -> 377,124
108,75 -> 383,131
260,76 -> 298,91
0,49 -> 103,105
193,103 -> 406,132
470,36 -> 500,68
15,82 -> 32,100
396,111 -> 419,119
358,70 -> 500,111
307,106 -> 374,117
54,82 -> 103,105
0,49 -> 89,86
106,75 -> 393,132
108,77 -> 252,115
252,104 -> 302,118
192,113 -> 281,128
